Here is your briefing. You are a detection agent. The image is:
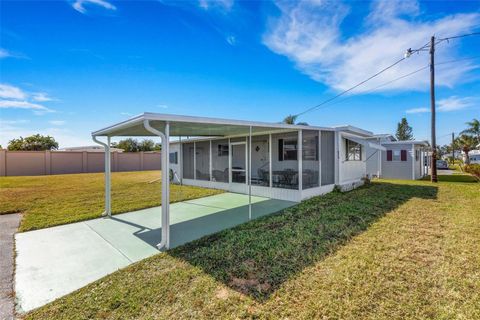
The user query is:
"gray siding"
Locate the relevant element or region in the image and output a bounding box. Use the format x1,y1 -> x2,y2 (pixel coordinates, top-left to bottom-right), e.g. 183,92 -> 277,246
381,144 -> 414,180
321,131 -> 335,185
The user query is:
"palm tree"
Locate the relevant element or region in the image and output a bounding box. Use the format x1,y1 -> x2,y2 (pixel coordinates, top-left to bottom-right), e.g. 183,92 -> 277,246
282,114 -> 309,126
461,118 -> 480,142
456,134 -> 477,164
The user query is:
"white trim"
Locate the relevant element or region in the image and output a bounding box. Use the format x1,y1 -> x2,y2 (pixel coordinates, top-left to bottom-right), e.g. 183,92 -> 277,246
92,112 -> 334,136
298,130 -> 303,192
193,141 -> 197,180
269,133 -> 272,188
318,130 -> 322,187
412,144 -> 415,180
209,140 -> 212,181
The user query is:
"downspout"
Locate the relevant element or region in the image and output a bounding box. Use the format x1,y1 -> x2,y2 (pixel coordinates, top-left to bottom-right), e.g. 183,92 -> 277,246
143,120 -> 170,251
92,135 -> 111,217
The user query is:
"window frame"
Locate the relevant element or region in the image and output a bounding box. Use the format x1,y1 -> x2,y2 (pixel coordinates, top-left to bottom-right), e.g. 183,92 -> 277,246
278,138 -> 298,161
169,151 -> 178,164
345,139 -> 362,161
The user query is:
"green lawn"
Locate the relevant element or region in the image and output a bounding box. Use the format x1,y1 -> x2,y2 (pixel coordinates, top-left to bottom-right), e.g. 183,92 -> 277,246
26,177 -> 480,319
0,171 -> 223,232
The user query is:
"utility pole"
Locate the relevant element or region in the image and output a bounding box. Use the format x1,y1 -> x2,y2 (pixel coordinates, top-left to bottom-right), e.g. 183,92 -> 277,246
451,132 -> 455,165
430,35 -> 438,183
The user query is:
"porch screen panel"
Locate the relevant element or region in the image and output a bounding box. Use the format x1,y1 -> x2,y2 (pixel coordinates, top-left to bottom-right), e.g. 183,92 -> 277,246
195,141 -> 210,181
211,139 -> 229,182
321,131 -> 335,185
182,143 -> 194,179
302,130 -> 319,189
251,135 -> 270,186
271,132 -> 299,189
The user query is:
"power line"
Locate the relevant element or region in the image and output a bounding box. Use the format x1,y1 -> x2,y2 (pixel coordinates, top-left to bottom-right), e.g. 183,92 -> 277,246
295,56 -> 407,117
438,31 -> 480,41
294,31 -> 480,119
295,55 -> 480,113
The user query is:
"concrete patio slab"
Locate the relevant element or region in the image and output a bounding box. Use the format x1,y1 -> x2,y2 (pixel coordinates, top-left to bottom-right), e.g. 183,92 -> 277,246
15,193 -> 294,313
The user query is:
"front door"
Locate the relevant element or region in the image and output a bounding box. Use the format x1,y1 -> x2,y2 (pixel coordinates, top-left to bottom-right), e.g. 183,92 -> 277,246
230,142 -> 247,184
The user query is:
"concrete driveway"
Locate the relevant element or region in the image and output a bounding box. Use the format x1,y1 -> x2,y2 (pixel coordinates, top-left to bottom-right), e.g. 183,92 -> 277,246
14,193 -> 294,313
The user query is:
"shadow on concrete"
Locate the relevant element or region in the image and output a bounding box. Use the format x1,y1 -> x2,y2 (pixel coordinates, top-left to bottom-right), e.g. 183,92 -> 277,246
132,199 -> 294,250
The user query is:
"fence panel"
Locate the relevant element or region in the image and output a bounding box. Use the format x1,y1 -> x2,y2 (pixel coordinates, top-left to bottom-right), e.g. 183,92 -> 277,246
0,150 -> 161,176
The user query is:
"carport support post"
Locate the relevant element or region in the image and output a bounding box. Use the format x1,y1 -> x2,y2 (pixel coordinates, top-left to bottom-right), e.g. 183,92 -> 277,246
143,120 -> 170,250
92,135 -> 111,217
106,136 -> 111,217
248,126 -> 252,220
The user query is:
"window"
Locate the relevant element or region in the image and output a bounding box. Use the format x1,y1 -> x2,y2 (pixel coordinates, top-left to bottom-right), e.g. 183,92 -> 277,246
345,139 -> 362,161
387,149 -> 407,161
169,152 -> 178,164
415,150 -> 419,161
278,138 -> 298,161
217,144 -> 228,157
392,150 -> 401,161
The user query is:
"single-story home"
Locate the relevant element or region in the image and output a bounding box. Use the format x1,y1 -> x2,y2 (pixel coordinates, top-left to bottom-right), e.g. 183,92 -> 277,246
365,135 -> 429,180
91,113 -> 429,249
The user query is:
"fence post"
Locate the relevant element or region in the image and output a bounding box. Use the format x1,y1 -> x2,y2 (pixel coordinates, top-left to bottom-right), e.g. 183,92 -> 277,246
45,151 -> 51,175
112,151 -> 118,172
82,151 -> 88,173
0,149 -> 6,176
140,151 -> 144,171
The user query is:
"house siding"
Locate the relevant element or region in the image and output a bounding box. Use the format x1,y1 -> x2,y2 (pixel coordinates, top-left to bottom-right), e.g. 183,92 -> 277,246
381,143 -> 415,180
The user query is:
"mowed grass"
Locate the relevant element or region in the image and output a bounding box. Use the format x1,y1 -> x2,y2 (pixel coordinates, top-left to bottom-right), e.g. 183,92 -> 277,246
26,177 -> 480,319
0,171 -> 223,232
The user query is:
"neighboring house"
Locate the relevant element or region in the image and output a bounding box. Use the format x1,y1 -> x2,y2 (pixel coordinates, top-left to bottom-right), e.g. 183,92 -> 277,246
380,141 -> 429,180
441,152 -> 462,161
365,134 -> 396,178
467,149 -> 480,164
60,145 -> 124,152
365,138 -> 429,180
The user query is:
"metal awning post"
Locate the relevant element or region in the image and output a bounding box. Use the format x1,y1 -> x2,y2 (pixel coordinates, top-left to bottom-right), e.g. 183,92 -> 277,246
143,120 -> 170,250
92,135 -> 111,217
248,125 -> 252,220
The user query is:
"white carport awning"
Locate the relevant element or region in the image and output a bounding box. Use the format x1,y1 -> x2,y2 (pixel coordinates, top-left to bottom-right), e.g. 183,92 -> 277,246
345,136 -> 386,151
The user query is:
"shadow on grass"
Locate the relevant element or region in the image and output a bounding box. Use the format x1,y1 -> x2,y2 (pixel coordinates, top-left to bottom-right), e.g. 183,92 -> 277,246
162,182 -> 438,301
422,174 -> 478,183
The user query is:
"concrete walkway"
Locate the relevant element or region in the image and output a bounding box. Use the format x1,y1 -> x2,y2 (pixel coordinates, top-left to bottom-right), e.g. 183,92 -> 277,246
15,193 -> 294,313
0,213 -> 21,320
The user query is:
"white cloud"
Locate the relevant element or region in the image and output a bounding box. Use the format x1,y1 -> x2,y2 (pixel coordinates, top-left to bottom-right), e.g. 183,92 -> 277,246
72,0 -> 116,14
226,35 -> 237,46
120,112 -> 132,116
406,107 -> 429,114
405,96 -> 475,114
263,0 -> 480,93
437,96 -> 474,112
32,92 -> 55,102
0,100 -> 54,114
198,0 -> 233,11
0,84 -> 27,100
156,104 -> 168,109
0,48 -> 12,59
49,120 -> 66,126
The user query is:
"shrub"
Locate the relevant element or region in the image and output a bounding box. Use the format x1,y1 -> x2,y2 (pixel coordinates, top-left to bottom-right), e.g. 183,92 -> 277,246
464,164 -> 480,178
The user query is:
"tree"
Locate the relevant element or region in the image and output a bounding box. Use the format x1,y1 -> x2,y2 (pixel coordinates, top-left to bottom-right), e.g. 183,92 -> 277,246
455,134 -> 476,164
461,118 -> 480,142
282,114 -> 309,126
113,138 -> 160,152
8,134 -> 59,151
116,138 -> 139,152
138,139 -> 155,152
395,117 -> 414,141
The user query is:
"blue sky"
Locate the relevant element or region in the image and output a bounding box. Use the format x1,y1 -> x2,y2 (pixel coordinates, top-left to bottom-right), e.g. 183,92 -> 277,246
1,0 -> 479,147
